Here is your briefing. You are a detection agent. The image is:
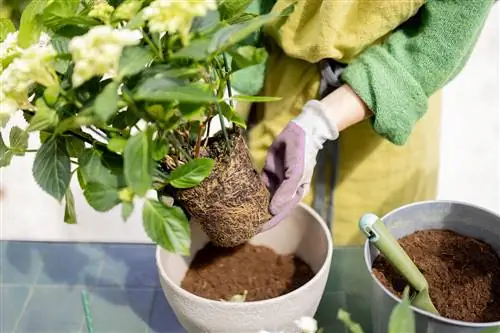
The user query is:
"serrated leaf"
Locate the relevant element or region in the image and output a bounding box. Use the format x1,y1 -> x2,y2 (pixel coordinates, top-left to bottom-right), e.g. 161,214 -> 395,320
83,182 -> 121,212
28,99 -> 59,132
65,136 -> 85,157
388,287 -> 415,333
9,127 -> 29,155
231,95 -> 281,102
135,77 -> 217,103
219,102 -> 246,128
142,200 -> 190,255
171,39 -> 211,61
0,133 -> 13,168
107,137 -> 128,153
337,309 -> 364,333
18,0 -> 47,48
118,46 -> 154,78
124,130 -> 153,196
167,158 -> 214,189
122,201 -> 134,221
0,18 -> 16,42
79,149 -> 121,187
32,137 -> 71,201
95,81 -> 120,122
64,188 -> 77,224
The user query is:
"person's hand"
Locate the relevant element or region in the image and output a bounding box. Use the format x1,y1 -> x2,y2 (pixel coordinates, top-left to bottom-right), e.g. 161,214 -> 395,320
261,100 -> 340,231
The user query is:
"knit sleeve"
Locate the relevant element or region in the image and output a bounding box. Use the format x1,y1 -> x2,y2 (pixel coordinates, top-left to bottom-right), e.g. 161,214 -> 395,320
341,0 -> 495,145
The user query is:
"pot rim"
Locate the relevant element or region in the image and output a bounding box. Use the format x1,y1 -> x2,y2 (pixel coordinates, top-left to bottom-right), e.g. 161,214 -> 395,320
156,202 -> 334,307
363,199 -> 500,327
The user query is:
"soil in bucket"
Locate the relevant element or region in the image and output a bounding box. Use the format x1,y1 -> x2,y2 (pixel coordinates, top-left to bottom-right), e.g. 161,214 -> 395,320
181,242 -> 315,301
171,129 -> 272,248
372,229 -> 500,322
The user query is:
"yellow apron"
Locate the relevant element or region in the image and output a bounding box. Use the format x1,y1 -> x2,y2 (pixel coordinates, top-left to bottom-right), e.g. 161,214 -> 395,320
245,0 -> 442,247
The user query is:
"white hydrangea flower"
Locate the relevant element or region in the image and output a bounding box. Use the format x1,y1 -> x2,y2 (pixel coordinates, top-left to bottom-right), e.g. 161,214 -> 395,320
69,26 -> 142,87
294,317 -> 318,333
0,33 -> 58,126
142,0 -> 217,34
0,31 -> 21,65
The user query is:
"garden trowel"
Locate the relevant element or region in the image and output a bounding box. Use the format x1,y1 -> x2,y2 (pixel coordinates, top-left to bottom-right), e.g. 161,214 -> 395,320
359,213 -> 439,315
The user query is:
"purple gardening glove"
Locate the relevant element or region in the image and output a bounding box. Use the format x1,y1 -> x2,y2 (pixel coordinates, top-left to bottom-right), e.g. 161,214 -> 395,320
261,100 -> 340,231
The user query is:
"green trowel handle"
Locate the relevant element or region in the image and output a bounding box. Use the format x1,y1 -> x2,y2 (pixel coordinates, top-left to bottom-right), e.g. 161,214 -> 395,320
359,213 -> 428,292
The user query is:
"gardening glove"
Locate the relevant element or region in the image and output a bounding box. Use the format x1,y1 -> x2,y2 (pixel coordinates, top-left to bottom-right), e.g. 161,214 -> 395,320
261,99 -> 340,231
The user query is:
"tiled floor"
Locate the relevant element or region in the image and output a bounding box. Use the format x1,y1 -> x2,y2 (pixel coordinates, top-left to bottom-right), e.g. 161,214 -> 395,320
0,241 -> 184,333
0,241 -> 371,333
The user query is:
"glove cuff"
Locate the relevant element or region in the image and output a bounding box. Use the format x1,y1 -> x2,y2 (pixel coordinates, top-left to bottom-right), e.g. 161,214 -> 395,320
292,100 -> 340,145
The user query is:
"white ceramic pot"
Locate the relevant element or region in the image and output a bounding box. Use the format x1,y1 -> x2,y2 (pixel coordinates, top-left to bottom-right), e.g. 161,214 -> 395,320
156,203 -> 333,333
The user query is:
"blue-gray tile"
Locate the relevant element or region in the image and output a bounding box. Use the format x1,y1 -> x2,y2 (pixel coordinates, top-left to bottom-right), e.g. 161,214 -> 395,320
315,291 -> 347,333
16,286 -> 83,333
148,289 -> 184,333
85,287 -> 154,333
1,286 -> 31,332
1,242 -> 43,285
36,243 -> 104,286
99,245 -> 159,288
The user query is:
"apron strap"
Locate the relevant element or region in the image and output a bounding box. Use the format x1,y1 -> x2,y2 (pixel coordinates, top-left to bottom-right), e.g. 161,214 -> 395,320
312,59 -> 347,233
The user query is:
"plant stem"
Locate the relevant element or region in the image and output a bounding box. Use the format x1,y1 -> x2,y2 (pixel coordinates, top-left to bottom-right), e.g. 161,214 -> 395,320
194,123 -> 205,158
25,149 -> 38,153
204,117 -> 211,148
60,90 -> 83,109
216,103 -> 231,154
154,33 -> 164,61
141,29 -> 161,58
222,53 -> 234,108
170,134 -> 192,161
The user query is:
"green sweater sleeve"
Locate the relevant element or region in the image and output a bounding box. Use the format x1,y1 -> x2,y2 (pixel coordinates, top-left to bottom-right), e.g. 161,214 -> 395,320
341,0 -> 495,145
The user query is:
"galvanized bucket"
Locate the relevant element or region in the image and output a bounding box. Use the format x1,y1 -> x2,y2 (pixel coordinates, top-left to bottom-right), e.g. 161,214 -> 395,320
363,200 -> 500,333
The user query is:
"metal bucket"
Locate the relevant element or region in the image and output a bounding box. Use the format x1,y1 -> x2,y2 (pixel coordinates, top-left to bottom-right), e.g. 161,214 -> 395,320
363,200 -> 500,333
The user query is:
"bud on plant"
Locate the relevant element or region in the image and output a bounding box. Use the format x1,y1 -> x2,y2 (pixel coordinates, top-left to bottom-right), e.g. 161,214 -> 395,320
43,85 -> 60,106
119,187 -> 135,202
113,0 -> 142,21
89,0 -> 115,24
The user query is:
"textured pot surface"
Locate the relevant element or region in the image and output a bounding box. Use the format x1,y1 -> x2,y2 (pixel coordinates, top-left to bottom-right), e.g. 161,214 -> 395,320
157,203 -> 333,333
364,200 -> 500,333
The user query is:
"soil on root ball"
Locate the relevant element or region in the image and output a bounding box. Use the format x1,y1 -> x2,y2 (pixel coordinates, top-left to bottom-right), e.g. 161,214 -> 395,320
181,242 -> 315,301
173,129 -> 273,248
372,229 -> 500,323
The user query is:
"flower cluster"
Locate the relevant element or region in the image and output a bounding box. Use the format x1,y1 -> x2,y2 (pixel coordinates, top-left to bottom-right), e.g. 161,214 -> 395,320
142,0 -> 217,35
258,316 -> 319,333
0,32 -> 57,125
69,26 -> 142,87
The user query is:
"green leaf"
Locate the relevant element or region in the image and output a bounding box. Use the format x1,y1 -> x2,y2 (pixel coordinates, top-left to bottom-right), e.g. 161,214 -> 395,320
9,127 -> 29,155
0,18 -> 16,42
167,158 -> 214,189
118,46 -> 154,78
124,130 -> 153,196
64,188 -> 77,224
231,95 -> 281,102
388,287 -> 415,333
144,66 -> 201,79
95,81 -> 120,122
135,77 -> 217,103
209,4 -> 295,52
42,0 -> 79,19
152,140 -> 169,161
0,133 -> 13,168
111,110 -> 140,130
231,62 -> 266,95
121,201 -> 134,221
32,137 -> 71,201
142,200 -> 190,255
218,0 -> 253,20
125,11 -> 145,29
107,137 -> 128,154
55,115 -> 96,134
79,149 -> 121,187
65,136 -> 85,157
18,0 -> 47,48
337,309 -> 364,333
83,182 -> 121,212
171,39 -> 211,61
43,15 -> 100,30
27,99 -> 59,132
219,102 -> 246,128
230,46 -> 267,70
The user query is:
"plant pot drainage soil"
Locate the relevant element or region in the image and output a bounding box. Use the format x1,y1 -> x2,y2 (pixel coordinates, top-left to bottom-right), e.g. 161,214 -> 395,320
372,229 -> 500,322
172,130 -> 272,248
181,242 -> 315,301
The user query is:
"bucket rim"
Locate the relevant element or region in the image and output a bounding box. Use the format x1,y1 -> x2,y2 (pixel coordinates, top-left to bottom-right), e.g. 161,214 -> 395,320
362,199 -> 500,328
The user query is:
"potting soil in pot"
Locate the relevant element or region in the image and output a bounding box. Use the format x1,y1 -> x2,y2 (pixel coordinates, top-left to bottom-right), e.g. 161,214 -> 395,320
181,242 -> 315,301
372,229 -> 500,322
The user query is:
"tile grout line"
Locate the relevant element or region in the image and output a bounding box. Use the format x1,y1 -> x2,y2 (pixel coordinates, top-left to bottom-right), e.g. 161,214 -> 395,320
11,262 -> 44,333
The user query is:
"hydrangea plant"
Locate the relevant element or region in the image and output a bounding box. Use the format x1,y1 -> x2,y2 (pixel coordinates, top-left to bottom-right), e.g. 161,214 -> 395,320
0,0 -> 293,254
